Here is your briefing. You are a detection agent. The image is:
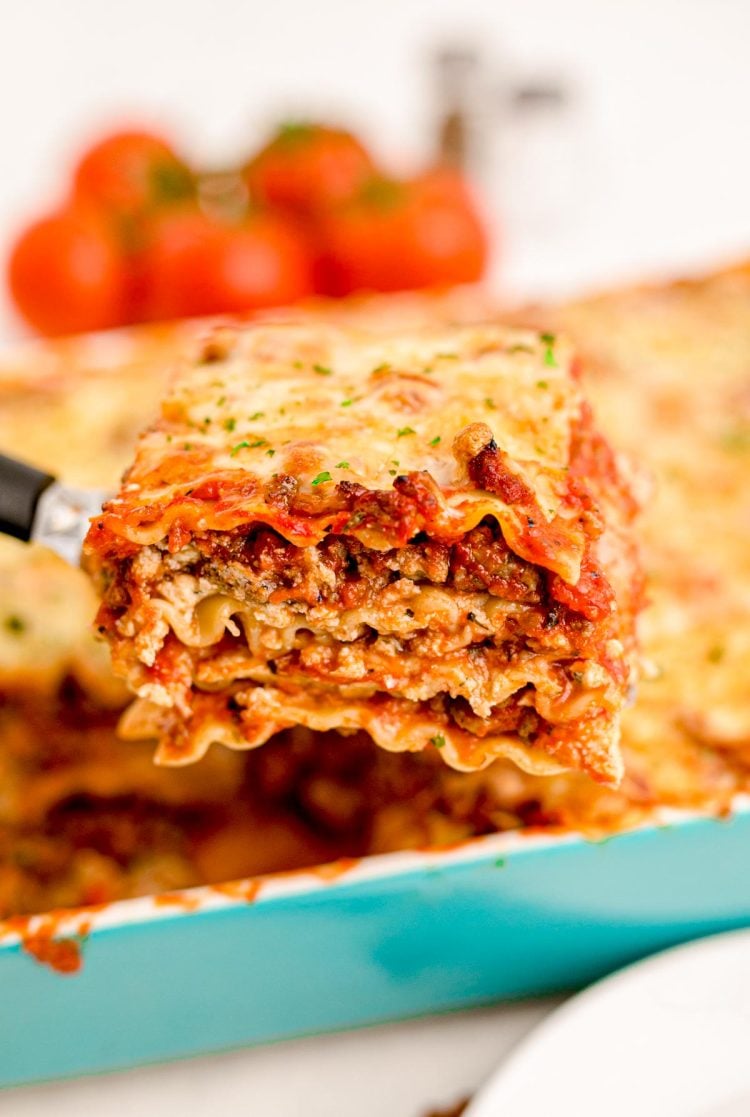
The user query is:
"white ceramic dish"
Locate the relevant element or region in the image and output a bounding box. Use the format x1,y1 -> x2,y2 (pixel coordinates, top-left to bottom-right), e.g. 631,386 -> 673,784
467,926 -> 750,1117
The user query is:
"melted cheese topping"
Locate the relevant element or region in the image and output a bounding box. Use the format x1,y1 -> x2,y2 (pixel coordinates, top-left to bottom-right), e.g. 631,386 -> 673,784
88,323 -> 589,579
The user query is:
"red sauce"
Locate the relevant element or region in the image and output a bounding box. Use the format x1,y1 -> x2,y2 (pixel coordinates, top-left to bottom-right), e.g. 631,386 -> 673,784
167,519 -> 193,553
210,856 -> 361,902
549,553 -> 614,623
22,930 -> 82,974
248,857 -> 362,886
416,836 -> 479,855
153,893 -> 201,911
467,441 -> 536,506
212,879 -> 263,903
1,911 -> 95,975
311,857 -> 360,881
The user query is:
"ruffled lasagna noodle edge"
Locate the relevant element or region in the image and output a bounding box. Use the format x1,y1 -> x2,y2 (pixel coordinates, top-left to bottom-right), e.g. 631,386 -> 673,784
119,685 -> 623,786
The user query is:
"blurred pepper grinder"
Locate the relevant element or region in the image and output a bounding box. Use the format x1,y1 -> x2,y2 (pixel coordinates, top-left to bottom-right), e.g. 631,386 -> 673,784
433,46 -> 484,174
433,45 -> 587,293
432,45 -> 503,287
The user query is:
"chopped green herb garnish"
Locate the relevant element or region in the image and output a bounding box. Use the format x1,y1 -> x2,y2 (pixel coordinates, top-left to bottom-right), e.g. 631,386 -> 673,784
436,352 -> 458,360
230,441 -> 251,456
341,398 -> 354,407
292,360 -> 304,369
707,645 -> 725,663
275,121 -> 315,145
266,448 -> 276,457
397,426 -> 416,437
540,333 -> 557,367
429,733 -> 446,749
429,435 -> 441,446
250,439 -> 267,448
203,417 -> 212,425
4,615 -> 25,635
372,362 -> 391,374
536,380 -> 549,389
216,396 -> 226,407
388,469 -> 398,476
313,363 -> 333,376
182,443 -> 193,451
152,160 -> 194,205
484,398 -> 496,410
508,344 -> 534,355
249,411 -> 265,421
336,461 -> 350,469
311,471 -> 332,486
223,417 -> 236,432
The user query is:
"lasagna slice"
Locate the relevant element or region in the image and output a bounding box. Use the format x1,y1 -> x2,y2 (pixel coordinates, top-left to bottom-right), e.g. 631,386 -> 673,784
85,322 -> 642,785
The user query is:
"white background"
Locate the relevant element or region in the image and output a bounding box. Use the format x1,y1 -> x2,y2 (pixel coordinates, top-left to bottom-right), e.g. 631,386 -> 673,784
1,0 -> 750,333
0,0 -> 749,1110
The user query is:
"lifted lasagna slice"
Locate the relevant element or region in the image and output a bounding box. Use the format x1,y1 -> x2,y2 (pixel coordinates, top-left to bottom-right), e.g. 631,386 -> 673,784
85,322 -> 642,785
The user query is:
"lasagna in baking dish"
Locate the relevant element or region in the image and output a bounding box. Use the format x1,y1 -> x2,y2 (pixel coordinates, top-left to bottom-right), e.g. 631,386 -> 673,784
85,322 -> 642,784
1,265 -> 750,922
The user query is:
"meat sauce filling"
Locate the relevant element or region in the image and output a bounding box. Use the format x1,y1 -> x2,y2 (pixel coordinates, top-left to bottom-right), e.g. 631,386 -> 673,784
98,515 -> 622,714
103,518 -> 604,654
195,520 -> 608,663
196,519 -> 545,609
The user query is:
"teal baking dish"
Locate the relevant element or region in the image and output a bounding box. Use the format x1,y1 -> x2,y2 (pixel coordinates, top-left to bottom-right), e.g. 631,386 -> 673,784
1,806 -> 749,1088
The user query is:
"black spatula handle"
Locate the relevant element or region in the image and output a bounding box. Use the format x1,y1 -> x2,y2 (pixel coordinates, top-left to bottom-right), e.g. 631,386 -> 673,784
0,452 -> 56,542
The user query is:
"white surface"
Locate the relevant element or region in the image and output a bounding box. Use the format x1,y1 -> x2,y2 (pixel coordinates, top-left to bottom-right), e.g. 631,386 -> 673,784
0,1001 -> 559,1116
468,930 -> 750,1117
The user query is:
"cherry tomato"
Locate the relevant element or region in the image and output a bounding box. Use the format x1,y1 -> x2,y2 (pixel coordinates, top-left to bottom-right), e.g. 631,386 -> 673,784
73,129 -> 194,217
244,122 -> 375,216
7,205 -> 128,336
142,206 -> 314,320
319,167 -> 489,295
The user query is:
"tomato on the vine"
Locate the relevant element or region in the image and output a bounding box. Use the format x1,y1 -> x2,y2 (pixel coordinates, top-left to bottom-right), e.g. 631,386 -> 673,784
142,206 -> 314,321
245,122 -> 375,216
73,128 -> 194,217
7,205 -> 128,336
319,168 -> 489,295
